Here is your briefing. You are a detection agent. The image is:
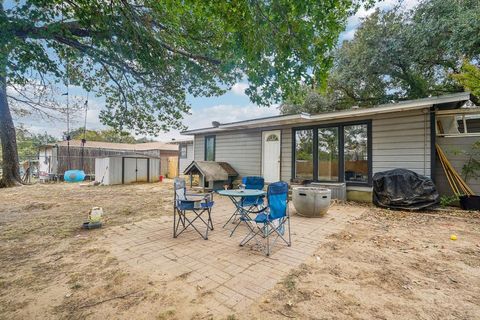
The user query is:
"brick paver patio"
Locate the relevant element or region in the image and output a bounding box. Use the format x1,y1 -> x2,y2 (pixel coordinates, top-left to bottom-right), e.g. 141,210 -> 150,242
104,196 -> 365,314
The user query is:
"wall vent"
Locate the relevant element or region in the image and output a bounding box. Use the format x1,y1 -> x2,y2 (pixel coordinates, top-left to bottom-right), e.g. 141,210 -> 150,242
307,182 -> 347,201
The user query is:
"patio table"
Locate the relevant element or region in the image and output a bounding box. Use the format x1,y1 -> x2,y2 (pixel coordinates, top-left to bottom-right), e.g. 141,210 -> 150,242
216,189 -> 266,237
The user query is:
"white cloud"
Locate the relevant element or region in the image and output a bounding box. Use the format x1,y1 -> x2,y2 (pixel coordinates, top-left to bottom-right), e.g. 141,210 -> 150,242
339,0 -> 420,43
230,82 -> 249,96
339,28 -> 356,42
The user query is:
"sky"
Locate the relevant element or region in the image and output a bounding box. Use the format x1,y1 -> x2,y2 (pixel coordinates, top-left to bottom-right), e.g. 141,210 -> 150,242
12,0 -> 419,142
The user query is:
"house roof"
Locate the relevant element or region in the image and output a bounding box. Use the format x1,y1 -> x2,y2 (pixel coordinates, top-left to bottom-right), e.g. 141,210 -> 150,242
44,140 -> 178,151
167,138 -> 194,145
182,92 -> 472,135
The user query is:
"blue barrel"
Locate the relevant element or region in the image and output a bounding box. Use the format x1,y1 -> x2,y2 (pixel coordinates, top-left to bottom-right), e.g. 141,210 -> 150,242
64,170 -> 86,182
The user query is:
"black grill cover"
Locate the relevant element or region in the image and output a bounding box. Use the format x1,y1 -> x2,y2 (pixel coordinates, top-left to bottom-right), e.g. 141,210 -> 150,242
373,169 -> 439,210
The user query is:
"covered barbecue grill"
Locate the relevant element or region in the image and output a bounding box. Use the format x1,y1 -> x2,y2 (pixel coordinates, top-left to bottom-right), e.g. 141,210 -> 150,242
184,161 -> 238,191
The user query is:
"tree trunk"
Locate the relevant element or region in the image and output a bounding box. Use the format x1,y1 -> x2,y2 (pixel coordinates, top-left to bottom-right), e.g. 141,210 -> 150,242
0,69 -> 22,187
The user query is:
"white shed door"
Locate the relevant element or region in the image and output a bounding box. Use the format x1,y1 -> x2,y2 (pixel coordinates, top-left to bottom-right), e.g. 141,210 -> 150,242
262,130 -> 281,183
124,158 -> 138,184
136,159 -> 148,182
124,158 -> 149,183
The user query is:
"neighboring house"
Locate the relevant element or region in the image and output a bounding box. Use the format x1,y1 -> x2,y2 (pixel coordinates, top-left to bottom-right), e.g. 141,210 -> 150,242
182,92 -> 480,200
168,138 -> 194,173
38,140 -> 178,179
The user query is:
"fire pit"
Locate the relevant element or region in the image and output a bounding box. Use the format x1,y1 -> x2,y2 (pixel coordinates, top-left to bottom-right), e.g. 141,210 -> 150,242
292,186 -> 331,217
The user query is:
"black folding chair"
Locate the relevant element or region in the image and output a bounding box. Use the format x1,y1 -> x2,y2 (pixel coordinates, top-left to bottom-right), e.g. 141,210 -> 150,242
173,178 -> 214,240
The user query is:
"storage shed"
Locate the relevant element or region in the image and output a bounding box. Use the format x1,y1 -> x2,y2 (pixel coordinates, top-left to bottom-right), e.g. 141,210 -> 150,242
38,140 -> 178,180
95,155 -> 160,185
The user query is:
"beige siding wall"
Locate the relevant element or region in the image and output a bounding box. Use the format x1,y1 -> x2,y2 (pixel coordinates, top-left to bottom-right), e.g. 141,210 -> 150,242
281,128 -> 292,181
372,110 -> 430,176
179,143 -> 194,173
192,108 -> 432,183
194,130 -> 263,177
194,136 -> 204,161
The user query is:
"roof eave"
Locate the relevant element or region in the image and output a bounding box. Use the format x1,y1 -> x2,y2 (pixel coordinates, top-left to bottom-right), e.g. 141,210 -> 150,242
181,92 -> 472,135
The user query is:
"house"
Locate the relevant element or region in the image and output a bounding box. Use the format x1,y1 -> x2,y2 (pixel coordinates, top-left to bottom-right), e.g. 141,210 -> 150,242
182,92 -> 480,201
168,138 -> 194,173
38,140 -> 178,180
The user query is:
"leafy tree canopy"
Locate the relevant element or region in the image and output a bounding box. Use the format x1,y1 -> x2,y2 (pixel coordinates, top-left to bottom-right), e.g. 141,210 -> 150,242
452,61 -> 480,98
2,0 -> 368,134
281,0 -> 480,114
0,126 -> 56,165
67,127 -> 156,144
279,85 -> 338,114
1,0 -> 372,186
68,128 -> 137,144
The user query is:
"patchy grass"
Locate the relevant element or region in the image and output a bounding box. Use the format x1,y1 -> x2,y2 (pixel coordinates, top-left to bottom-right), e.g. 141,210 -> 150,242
0,181 -> 175,319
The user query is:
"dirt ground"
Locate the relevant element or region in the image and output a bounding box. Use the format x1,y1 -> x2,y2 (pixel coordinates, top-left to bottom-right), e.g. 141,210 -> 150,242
1,182 -> 480,319
246,207 -> 480,320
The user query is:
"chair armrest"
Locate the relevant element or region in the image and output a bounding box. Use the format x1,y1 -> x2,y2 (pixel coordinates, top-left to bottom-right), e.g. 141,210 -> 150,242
251,206 -> 268,215
186,192 -> 213,202
177,199 -> 197,203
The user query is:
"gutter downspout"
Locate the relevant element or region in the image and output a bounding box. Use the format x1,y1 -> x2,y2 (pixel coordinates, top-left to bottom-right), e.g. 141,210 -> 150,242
430,107 -> 437,182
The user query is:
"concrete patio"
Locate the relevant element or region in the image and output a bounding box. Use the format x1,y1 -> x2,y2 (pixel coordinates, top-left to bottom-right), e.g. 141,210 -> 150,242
104,196 -> 365,314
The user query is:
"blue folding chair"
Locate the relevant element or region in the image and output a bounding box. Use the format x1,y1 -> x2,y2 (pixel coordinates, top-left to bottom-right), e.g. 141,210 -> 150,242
223,176 -> 265,236
240,181 -> 291,256
173,178 -> 214,240
240,176 -> 265,207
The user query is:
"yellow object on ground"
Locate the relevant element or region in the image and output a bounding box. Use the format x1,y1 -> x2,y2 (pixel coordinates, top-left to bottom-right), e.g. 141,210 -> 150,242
450,234 -> 457,241
89,207 -> 103,223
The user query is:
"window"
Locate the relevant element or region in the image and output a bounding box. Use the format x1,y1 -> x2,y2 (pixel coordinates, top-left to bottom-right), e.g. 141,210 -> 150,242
318,127 -> 339,181
204,136 -> 215,161
344,124 -> 368,183
294,129 -> 314,180
293,121 -> 371,185
437,113 -> 480,136
180,144 -> 187,159
266,134 -> 279,141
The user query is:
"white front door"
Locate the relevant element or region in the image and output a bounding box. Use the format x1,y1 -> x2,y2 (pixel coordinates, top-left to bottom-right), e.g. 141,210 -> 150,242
262,130 -> 281,183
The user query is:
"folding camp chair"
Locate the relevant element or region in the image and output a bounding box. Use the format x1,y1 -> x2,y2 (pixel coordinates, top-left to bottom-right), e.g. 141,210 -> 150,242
223,176 -> 265,236
173,178 -> 214,240
240,181 -> 291,256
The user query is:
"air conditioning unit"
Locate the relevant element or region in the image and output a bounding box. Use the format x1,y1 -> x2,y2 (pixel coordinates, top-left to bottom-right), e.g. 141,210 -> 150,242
307,182 -> 346,202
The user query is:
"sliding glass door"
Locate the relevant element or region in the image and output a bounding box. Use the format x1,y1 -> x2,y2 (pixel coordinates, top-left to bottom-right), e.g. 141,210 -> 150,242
293,121 -> 371,185
344,124 -> 368,183
318,127 -> 339,181
294,129 -> 314,180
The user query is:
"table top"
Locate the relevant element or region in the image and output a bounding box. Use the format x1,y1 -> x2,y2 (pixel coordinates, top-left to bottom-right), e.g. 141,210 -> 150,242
216,189 -> 266,197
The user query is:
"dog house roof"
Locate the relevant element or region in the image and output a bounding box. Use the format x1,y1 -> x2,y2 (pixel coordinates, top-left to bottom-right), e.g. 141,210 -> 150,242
184,161 -> 238,181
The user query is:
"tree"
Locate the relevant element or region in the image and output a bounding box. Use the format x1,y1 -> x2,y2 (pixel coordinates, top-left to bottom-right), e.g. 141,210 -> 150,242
1,0 -> 366,187
68,128 -> 137,144
336,0 -> 480,104
0,126 -> 56,167
282,0 -> 480,115
452,61 -> 480,99
16,127 -> 57,162
279,85 -> 339,115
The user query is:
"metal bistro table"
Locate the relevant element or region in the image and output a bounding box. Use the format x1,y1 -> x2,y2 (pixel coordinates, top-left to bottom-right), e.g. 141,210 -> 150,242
216,189 -> 266,237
